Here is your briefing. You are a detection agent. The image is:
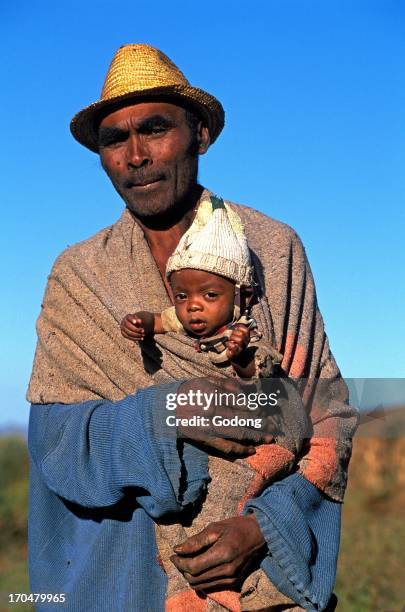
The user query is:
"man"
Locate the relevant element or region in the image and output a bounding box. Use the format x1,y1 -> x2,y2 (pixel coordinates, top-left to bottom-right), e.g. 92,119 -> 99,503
27,44 -> 357,611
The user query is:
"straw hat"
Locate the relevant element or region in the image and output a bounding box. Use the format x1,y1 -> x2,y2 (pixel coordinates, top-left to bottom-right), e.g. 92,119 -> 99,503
70,44 -> 225,153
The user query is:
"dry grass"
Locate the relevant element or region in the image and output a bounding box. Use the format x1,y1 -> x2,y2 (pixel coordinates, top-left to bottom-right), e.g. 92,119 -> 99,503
335,408 -> 405,611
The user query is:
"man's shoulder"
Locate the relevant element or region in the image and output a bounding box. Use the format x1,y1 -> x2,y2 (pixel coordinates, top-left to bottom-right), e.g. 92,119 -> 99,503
225,199 -> 302,249
50,217 -> 122,272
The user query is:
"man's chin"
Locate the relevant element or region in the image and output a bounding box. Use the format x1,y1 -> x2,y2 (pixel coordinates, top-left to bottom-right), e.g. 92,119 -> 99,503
123,184 -> 202,227
124,192 -> 175,219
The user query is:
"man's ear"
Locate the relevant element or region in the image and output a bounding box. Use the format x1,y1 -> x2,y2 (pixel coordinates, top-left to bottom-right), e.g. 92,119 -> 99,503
197,123 -> 210,155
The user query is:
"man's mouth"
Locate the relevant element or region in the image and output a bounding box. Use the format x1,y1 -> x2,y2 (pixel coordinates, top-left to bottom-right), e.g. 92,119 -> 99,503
129,178 -> 162,190
125,175 -> 165,190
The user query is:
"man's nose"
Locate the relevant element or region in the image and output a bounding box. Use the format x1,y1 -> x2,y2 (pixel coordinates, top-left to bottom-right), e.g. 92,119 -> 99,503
127,134 -> 150,168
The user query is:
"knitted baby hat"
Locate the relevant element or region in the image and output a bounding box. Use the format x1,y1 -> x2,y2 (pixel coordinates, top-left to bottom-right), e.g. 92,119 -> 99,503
166,195 -> 254,286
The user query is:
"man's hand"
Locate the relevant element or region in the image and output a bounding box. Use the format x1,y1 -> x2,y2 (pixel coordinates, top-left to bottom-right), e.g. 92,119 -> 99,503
176,377 -> 273,458
170,515 -> 267,591
121,311 -> 155,341
226,324 -> 250,361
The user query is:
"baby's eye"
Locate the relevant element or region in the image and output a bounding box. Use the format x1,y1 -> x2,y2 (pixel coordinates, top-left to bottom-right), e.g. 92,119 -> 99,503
205,292 -> 218,299
175,293 -> 187,301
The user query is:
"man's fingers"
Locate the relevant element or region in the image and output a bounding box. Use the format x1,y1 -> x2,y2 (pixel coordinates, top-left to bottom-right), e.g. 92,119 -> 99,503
190,576 -> 239,591
170,541 -> 225,575
198,437 -> 257,456
176,375 -> 274,449
209,420 -> 273,445
177,377 -> 243,405
182,426 -> 272,453
170,526 -> 240,577
183,563 -> 239,587
212,377 -> 243,395
173,526 -> 219,556
231,428 -> 272,444
171,515 -> 267,589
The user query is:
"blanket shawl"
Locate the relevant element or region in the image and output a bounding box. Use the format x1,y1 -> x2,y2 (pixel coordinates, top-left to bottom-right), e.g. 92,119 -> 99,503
27,189 -> 358,610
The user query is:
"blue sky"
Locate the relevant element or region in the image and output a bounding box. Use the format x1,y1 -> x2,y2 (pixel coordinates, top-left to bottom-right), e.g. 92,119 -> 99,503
2,0 -> 404,427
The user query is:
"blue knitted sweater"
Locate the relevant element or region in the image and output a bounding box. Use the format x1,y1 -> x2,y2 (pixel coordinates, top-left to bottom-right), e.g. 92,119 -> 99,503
28,384 -> 340,611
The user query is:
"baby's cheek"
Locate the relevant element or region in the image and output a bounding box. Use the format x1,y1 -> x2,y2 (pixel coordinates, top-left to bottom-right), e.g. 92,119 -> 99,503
175,305 -> 188,325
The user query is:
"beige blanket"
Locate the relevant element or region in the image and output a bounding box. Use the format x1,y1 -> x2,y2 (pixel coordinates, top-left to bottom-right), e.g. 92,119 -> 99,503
28,189 -> 358,610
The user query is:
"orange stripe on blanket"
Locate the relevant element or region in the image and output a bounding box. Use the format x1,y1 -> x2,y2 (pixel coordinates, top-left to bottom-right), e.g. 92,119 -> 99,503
299,437 -> 338,492
281,334 -> 307,378
237,444 -> 295,514
164,446 -> 297,612
166,590 -> 207,612
166,588 -> 241,612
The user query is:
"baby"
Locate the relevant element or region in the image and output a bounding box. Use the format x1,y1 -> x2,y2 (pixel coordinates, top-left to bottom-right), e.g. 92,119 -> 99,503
121,195 -> 282,381
121,268 -> 267,379
119,196 -> 303,610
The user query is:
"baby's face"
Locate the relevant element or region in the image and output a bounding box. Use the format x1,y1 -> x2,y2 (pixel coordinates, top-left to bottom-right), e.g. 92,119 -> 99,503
170,269 -> 235,337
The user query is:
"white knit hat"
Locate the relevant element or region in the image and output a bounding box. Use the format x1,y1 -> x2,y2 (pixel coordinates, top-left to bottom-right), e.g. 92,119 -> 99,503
166,195 -> 254,286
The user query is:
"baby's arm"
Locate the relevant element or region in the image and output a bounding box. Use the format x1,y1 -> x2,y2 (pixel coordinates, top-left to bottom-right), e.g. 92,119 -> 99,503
226,325 -> 256,378
121,311 -> 165,342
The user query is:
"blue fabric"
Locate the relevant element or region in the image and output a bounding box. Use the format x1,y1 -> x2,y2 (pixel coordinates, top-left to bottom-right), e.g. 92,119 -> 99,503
244,473 -> 341,611
28,386 -> 341,611
28,383 -> 209,611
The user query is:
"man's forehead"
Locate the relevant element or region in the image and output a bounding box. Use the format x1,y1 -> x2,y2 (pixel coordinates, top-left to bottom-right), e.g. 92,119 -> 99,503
99,101 -> 187,128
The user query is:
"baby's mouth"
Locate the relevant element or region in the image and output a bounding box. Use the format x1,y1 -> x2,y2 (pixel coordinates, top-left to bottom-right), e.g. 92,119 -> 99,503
188,319 -> 207,333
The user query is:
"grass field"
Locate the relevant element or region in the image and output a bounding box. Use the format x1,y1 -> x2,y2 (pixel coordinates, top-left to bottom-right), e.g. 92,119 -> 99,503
335,434 -> 405,611
0,420 -> 404,611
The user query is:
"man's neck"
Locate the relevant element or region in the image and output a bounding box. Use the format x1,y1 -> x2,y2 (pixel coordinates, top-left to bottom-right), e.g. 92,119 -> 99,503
129,184 -> 204,300
130,184 -> 203,255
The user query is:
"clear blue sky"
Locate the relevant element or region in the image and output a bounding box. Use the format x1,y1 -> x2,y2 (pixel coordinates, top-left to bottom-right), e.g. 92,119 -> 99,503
2,0 -> 404,428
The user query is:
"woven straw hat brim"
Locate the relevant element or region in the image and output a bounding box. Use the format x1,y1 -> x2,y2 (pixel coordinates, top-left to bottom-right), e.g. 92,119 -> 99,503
70,84 -> 224,153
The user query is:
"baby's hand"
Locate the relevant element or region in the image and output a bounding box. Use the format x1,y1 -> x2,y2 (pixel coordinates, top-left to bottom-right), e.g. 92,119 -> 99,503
226,325 -> 250,361
121,313 -> 147,342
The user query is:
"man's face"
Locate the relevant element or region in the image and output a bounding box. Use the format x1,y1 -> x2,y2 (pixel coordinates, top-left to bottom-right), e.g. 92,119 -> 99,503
98,102 -> 209,218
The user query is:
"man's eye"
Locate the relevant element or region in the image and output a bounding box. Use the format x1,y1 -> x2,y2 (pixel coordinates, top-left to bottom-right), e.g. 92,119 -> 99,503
102,139 -> 121,148
142,125 -> 169,136
99,133 -> 127,148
